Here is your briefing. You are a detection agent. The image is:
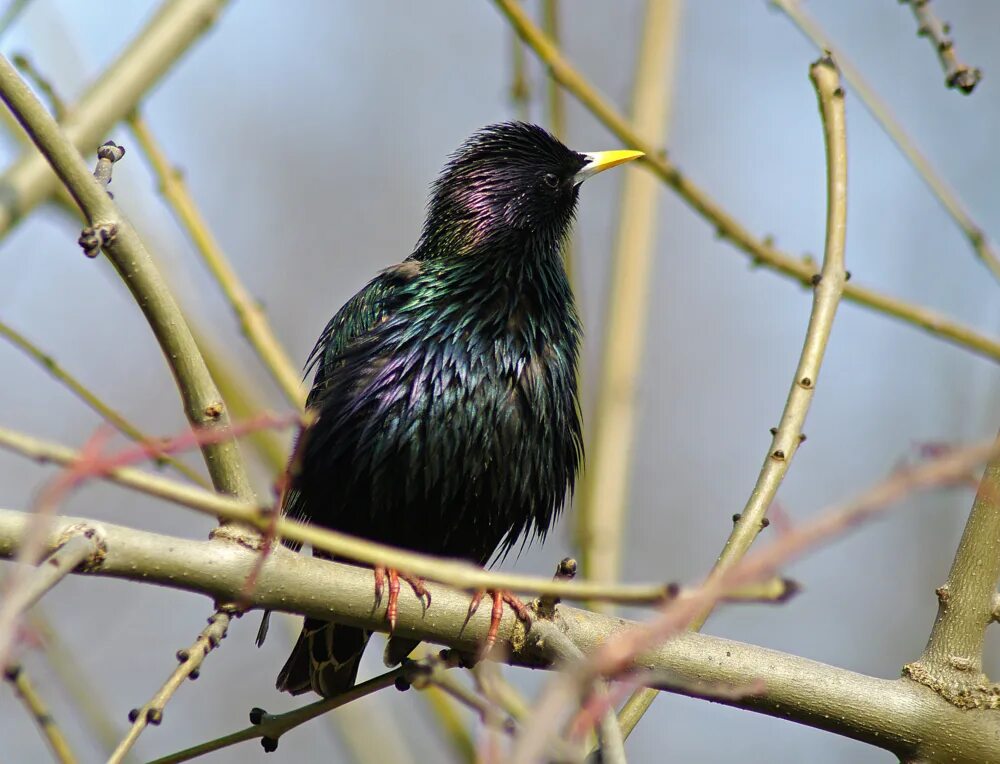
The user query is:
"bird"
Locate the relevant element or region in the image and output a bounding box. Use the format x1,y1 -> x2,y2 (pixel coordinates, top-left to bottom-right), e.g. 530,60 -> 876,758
266,121 -> 642,697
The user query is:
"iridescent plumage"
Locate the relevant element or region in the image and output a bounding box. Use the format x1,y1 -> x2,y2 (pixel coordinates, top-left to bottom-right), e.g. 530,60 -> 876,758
274,123 -> 621,696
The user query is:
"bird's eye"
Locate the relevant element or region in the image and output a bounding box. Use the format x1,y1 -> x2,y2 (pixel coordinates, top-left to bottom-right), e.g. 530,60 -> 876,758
542,172 -> 559,189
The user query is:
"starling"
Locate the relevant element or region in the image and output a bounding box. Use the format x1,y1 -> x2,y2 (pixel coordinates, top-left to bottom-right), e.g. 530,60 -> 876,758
268,122 -> 641,697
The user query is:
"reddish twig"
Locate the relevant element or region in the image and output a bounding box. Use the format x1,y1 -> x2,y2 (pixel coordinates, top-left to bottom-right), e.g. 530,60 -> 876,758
591,440 -> 995,678
0,413 -> 298,669
238,414 -> 314,603
512,438 -> 996,750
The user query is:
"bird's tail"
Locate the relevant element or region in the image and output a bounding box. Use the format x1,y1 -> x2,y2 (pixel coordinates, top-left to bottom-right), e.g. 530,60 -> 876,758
276,618 -> 371,697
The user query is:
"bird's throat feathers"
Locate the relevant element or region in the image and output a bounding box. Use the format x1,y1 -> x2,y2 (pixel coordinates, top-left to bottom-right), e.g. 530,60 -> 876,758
414,193 -> 576,265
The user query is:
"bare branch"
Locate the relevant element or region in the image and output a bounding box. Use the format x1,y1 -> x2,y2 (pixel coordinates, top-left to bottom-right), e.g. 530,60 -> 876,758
0,526 -> 101,670
0,0 -> 233,238
578,0 -> 682,601
0,319 -> 209,487
902,0 -> 982,94
108,611 -> 232,764
148,663 -> 419,763
24,609 -> 133,761
509,28 -> 530,122
491,0 -> 1000,364
11,52 -> 66,120
4,664 -> 78,764
700,54 -> 849,623
589,441 -> 996,681
906,436 -> 1000,708
551,440 -> 996,759
126,113 -> 306,409
0,425 -> 672,604
0,447 -> 997,763
772,0 -> 1000,284
619,51 -> 850,735
0,52 -> 254,502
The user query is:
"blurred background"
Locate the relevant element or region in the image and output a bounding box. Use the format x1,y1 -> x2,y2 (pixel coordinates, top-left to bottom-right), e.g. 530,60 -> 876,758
1,1 -> 998,761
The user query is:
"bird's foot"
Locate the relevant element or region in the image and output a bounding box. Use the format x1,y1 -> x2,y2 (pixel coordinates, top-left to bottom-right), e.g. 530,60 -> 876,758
374,566 -> 431,632
468,589 -> 533,656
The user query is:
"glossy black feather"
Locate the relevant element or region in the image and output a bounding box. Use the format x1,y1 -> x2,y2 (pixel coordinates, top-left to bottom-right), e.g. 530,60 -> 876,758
275,123 -> 589,696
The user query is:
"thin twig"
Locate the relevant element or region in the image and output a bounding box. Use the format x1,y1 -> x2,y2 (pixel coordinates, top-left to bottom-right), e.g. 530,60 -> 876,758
1,453 -> 999,762
408,643 -> 478,763
0,51 -> 253,501
542,0 -> 564,140
316,634 -> 420,764
11,52 -> 66,120
0,318 -> 209,487
0,0 -> 233,238
127,112 -> 306,409
0,527 -> 100,671
700,55 -> 848,625
592,441 -> 997,680
541,0 -> 576,291
408,653 -> 515,734
592,683 -> 626,764
421,686 -> 478,763
147,655 -> 461,763
107,611 -> 232,764
0,415 -> 288,676
25,609 -> 133,761
901,0 -> 982,94
510,619 -> 619,764
510,29 -> 530,122
524,439 -> 998,755
490,0 -> 1000,364
771,0 -> 1000,285
578,0 -> 681,603
0,0 -> 31,39
0,424 -> 674,604
4,664 -> 78,764
473,661 -> 530,723
621,51 -> 849,735
192,326 -> 289,477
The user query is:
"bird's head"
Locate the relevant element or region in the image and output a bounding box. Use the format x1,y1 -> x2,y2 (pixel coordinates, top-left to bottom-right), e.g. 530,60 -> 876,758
416,122 -> 642,259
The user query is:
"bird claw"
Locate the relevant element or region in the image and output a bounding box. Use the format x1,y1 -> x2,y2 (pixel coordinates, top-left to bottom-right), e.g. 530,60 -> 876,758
374,566 -> 431,632
469,589 -> 532,656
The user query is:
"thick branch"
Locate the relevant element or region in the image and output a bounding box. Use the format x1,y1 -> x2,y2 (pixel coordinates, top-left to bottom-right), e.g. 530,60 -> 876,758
0,425 -> 670,604
0,53 -> 252,501
0,508 -> 997,761
907,437 -> 1000,708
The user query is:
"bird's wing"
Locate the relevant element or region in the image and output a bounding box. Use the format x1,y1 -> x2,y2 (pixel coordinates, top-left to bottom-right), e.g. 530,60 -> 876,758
283,259 -> 421,526
303,259 -> 420,407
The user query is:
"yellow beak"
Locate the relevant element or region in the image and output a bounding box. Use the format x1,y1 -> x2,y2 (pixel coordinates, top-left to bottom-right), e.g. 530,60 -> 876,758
574,149 -> 644,183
